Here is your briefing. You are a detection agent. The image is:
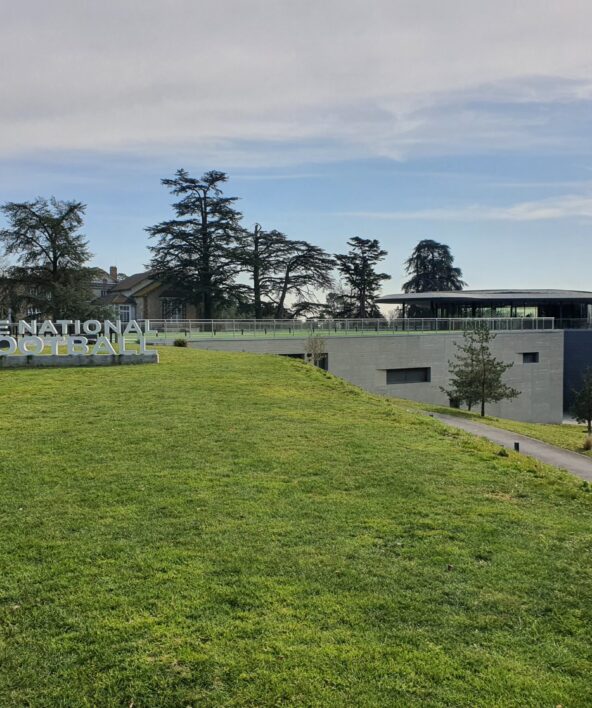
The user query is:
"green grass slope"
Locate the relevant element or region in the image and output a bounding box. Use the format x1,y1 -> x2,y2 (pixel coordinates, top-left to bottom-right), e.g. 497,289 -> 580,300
0,348 -> 591,707
400,399 -> 592,456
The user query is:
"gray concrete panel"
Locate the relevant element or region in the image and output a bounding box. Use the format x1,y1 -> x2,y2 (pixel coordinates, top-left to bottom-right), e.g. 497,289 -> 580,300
188,331 -> 564,423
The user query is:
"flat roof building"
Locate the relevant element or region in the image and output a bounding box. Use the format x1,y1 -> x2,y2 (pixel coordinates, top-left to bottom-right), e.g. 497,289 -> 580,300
377,289 -> 592,325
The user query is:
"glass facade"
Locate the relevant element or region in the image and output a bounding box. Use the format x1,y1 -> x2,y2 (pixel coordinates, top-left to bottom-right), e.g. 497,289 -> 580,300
431,302 -> 589,320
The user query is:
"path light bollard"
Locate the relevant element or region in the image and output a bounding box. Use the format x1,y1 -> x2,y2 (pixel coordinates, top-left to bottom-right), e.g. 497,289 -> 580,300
514,442 -> 520,453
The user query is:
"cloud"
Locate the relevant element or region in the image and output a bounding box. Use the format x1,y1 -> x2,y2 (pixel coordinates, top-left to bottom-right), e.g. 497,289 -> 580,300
1,1 -> 592,164
341,193 -> 592,222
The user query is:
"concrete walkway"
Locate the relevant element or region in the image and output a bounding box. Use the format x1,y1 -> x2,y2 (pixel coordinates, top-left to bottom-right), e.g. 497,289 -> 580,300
432,413 -> 592,482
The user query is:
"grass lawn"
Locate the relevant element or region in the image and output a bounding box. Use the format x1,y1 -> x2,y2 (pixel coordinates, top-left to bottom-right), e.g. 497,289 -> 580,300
1,347 -> 591,706
400,399 -> 592,456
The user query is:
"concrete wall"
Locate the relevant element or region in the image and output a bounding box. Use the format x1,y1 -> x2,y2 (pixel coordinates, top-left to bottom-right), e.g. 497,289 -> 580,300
0,352 -> 159,368
188,331 -> 564,423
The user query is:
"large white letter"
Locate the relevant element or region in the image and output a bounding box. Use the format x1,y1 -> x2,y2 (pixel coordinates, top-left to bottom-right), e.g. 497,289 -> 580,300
118,336 -> 137,356
123,320 -> 142,336
0,336 -> 17,355
104,320 -> 122,336
18,320 -> 37,335
47,337 -> 62,356
91,337 -> 117,356
143,320 -> 156,336
82,320 -> 102,335
38,320 -> 59,336
55,320 -> 73,335
0,320 -> 9,335
66,336 -> 89,355
18,336 -> 45,356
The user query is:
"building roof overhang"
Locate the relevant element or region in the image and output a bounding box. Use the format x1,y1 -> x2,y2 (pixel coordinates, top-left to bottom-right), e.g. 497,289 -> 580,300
377,289 -> 592,305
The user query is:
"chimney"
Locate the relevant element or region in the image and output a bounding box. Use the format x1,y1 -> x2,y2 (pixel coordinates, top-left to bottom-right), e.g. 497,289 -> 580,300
109,265 -> 118,281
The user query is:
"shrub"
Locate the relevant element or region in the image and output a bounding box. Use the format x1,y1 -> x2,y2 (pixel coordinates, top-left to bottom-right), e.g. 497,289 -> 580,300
173,338 -> 188,348
583,435 -> 592,451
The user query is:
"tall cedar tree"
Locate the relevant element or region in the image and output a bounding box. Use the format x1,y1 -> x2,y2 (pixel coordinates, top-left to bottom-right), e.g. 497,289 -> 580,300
403,239 -> 466,293
443,327 -> 520,417
335,237 -> 390,318
238,225 -> 335,318
147,170 -> 243,319
0,198 -> 103,320
572,368 -> 592,434
238,224 -> 289,318
270,240 -> 335,318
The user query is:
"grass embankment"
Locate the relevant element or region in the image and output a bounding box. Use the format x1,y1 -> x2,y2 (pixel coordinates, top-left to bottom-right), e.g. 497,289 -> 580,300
1,348 -> 591,706
401,400 -> 592,456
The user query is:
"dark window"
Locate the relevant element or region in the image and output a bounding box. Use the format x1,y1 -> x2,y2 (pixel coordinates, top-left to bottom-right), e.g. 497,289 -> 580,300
386,367 -> 431,384
522,352 -> 539,364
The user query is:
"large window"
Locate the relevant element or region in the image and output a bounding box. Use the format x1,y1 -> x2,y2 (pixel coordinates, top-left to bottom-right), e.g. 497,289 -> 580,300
161,298 -> 186,321
118,304 -> 132,323
386,367 -> 431,384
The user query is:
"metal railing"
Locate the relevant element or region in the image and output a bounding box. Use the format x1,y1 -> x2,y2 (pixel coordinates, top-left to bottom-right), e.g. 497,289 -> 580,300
136,317 -> 556,341
554,318 -> 591,330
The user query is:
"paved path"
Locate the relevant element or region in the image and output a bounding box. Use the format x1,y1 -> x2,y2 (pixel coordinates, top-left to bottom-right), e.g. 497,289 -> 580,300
432,413 -> 592,482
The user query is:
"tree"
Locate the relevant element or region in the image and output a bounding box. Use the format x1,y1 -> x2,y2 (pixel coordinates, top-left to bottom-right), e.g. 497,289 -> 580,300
320,287 -> 351,319
335,237 -> 391,318
268,239 -> 334,319
442,327 -> 520,417
572,368 -> 592,434
235,225 -> 334,318
237,224 -> 288,318
147,169 -> 244,319
403,239 -> 466,293
0,197 -> 104,320
0,256 -> 20,321
0,266 -> 23,323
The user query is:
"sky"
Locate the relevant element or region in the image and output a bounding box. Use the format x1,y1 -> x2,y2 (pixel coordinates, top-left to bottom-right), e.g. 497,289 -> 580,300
1,0 -> 592,292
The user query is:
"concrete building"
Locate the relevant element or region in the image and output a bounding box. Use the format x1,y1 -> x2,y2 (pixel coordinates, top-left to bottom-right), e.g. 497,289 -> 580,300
169,289 -> 592,423
184,328 -> 563,423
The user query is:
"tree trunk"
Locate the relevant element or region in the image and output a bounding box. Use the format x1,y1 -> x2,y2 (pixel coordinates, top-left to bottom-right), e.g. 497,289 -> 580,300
253,225 -> 262,319
203,292 -> 213,320
274,268 -> 290,319
253,261 -> 261,320
588,418 -> 591,435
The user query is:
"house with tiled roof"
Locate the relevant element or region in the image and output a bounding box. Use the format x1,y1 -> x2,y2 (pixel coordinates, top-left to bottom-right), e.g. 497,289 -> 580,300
96,268 -> 198,323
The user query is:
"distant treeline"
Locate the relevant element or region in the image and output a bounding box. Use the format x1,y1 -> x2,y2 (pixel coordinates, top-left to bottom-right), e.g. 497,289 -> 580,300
0,170 -> 465,320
